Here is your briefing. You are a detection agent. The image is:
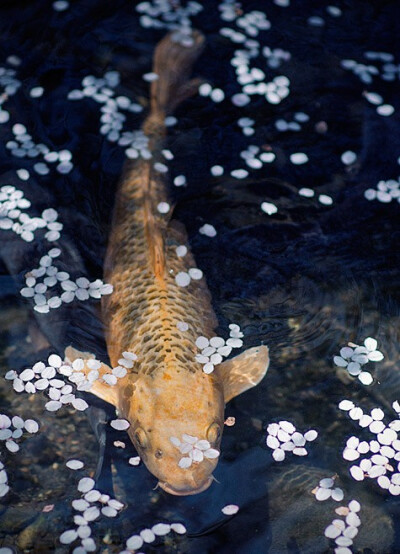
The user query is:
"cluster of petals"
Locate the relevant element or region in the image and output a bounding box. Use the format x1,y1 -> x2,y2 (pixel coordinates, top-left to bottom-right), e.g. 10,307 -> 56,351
263,46 -> 291,69
195,324 -> 243,374
170,434 -> 219,469
0,461 -> 9,498
0,413 -> 39,455
339,400 -> 400,495
241,144 -> 274,165
136,0 -> 202,46
122,521 -> 186,553
218,5 -> 290,109
266,420 -> 318,461
64,350 -> 134,392
343,51 -> 396,90
341,58 -> 379,84
6,354 -> 89,413
20,250 -> 113,313
6,123 -> 73,175
333,337 -> 384,385
60,475 -> 124,552
0,66 -> 21,127
175,266 -> 203,288
0,414 -> 38,497
312,477 -> 344,502
364,177 -> 400,204
275,111 -> 309,132
324,500 -> 361,553
0,186 -> 61,242
68,72 -> 145,155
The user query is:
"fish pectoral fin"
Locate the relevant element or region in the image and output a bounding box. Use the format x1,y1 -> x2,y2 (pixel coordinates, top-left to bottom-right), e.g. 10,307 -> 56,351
217,345 -> 269,403
64,346 -> 118,407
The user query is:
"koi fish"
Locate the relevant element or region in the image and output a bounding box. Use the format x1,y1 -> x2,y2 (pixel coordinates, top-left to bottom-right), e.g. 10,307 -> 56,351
65,30 -> 269,495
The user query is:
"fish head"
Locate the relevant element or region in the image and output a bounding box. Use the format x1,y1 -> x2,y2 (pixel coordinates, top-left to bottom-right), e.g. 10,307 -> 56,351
123,372 -> 224,495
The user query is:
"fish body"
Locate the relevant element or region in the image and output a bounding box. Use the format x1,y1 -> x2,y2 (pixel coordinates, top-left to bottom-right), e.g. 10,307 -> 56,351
66,31 -> 269,495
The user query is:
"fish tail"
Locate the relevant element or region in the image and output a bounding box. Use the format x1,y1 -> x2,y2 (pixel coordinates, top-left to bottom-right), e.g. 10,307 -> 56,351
149,30 -> 205,117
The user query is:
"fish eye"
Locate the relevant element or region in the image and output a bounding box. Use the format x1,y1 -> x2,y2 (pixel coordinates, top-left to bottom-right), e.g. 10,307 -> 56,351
134,428 -> 148,449
206,422 -> 221,443
155,449 -> 163,459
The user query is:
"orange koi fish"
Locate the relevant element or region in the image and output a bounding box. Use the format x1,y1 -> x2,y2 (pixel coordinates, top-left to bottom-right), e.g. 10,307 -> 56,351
66,30 -> 269,495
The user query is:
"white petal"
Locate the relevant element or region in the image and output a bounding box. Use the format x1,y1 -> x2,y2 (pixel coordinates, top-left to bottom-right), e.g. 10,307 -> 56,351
350,465 -> 364,481
221,504 -> 239,515
331,488 -> 344,502
279,420 -> 296,434
179,443 -> 192,454
110,419 -> 130,431
170,436 -> 181,447
334,356 -> 348,367
182,434 -> 197,444
340,347 -> 354,359
347,362 -> 361,376
266,435 -> 280,449
346,512 -> 361,527
368,350 -> 384,362
140,529 -> 156,543
152,523 -> 171,536
178,457 -> 192,468
60,530 -> 78,544
315,487 -> 331,501
204,448 -> 220,459
190,449 -> 204,462
66,459 -> 84,470
170,523 -> 187,534
304,429 -> 318,441
195,439 -> 211,450
346,436 -> 359,449
126,535 -> 143,550
319,477 -> 334,488
77,477 -> 95,493
293,447 -> 308,456
324,524 -> 341,539
343,448 -> 359,461
338,400 -> 354,411
364,337 -> 377,351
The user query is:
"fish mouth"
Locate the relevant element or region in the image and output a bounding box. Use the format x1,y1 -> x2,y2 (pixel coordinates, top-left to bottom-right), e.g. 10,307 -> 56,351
158,476 -> 213,496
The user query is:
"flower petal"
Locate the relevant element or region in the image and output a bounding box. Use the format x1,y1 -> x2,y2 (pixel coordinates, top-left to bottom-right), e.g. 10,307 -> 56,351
182,434 -> 198,444
170,436 -> 181,447
195,440 -> 211,451
178,457 -> 192,468
179,443 -> 192,454
190,449 -> 204,462
204,448 -> 220,459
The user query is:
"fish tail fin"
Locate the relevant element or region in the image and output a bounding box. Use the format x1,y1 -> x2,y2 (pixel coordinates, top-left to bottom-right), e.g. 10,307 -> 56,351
150,30 -> 205,116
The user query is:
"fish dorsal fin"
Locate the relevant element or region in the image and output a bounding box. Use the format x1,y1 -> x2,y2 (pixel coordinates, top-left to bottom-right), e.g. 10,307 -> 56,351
149,226 -> 166,279
217,345 -> 269,403
168,219 -> 188,244
142,165 -> 167,279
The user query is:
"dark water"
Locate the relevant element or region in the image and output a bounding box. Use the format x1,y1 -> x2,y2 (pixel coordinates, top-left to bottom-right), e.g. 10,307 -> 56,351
0,0 -> 400,552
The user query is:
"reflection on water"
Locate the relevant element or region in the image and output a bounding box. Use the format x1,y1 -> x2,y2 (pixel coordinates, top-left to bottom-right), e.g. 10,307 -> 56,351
0,0 -> 400,552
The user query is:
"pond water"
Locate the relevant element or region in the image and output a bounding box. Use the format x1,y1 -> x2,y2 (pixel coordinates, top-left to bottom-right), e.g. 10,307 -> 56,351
0,0 -> 400,552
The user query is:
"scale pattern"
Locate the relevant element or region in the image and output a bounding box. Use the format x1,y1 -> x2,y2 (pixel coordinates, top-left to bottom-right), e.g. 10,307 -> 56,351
102,140 -> 217,376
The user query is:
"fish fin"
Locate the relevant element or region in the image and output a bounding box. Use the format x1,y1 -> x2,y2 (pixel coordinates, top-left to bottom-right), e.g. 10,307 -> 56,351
148,223 -> 166,279
217,345 -> 269,403
151,30 -> 205,115
64,346 -> 118,407
168,219 -> 189,244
